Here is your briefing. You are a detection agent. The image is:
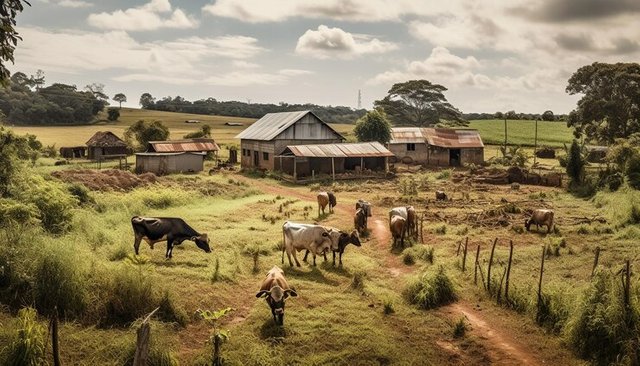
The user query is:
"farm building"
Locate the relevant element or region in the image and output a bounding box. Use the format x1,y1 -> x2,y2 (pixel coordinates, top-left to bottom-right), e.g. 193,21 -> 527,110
275,142 -> 393,182
59,146 -> 86,159
135,152 -> 205,175
235,110 -> 344,170
146,138 -> 219,155
86,131 -> 129,160
388,127 -> 484,166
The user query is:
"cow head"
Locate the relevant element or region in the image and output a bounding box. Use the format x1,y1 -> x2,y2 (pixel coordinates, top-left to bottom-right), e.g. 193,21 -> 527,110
256,286 -> 297,325
340,230 -> 361,248
192,233 -> 212,253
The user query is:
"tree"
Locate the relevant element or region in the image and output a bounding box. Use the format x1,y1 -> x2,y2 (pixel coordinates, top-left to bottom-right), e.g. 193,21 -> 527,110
542,110 -> 555,121
566,139 -> 585,185
374,80 -> 464,127
504,110 -> 518,120
566,62 -> 640,144
30,69 -> 44,90
112,93 -> 126,109
139,93 -> 155,109
124,120 -> 169,151
0,0 -> 30,85
184,124 -> 212,139
107,107 -> 120,121
494,111 -> 504,119
353,109 -> 392,144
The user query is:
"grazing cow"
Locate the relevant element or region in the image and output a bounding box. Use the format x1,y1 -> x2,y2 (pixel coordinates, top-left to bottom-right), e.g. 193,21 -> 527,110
256,266 -> 297,326
356,199 -> 372,227
131,216 -> 211,259
525,209 -> 555,233
390,215 -> 406,248
282,221 -> 333,267
389,206 -> 417,239
317,191 -> 337,216
304,228 -> 361,266
354,208 -> 367,234
435,190 -> 448,201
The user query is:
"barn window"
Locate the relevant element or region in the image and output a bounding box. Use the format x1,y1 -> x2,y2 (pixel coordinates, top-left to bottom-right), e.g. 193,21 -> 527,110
407,143 -> 416,151
263,152 -> 269,161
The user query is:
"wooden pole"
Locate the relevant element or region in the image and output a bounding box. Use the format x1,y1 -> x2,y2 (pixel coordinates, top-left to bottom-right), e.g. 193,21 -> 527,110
537,245 -> 546,310
419,216 -> 424,244
133,308 -> 159,366
50,306 -> 61,366
505,240 -> 514,301
293,157 -> 297,183
360,157 -> 364,174
504,117 -> 508,148
474,244 -> 480,285
456,240 -> 462,256
331,157 -> 335,181
591,246 -> 600,278
533,118 -> 539,166
624,260 -> 631,307
462,237 -> 468,272
487,238 -> 497,293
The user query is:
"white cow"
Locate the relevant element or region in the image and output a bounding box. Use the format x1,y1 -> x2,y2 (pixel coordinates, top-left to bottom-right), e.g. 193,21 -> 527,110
282,221 -> 333,267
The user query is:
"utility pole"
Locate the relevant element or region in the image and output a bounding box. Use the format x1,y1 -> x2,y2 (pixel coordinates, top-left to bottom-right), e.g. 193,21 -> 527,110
357,89 -> 362,109
533,118 -> 539,165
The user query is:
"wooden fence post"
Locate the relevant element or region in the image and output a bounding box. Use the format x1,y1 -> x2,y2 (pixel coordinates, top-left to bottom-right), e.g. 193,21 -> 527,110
456,240 -> 462,256
591,246 -> 601,278
505,240 -> 514,302
537,245 -> 546,311
50,306 -> 61,366
487,238 -> 498,293
420,216 -> 424,244
462,237 -> 468,272
474,244 -> 480,285
133,308 -> 159,366
624,260 -> 631,308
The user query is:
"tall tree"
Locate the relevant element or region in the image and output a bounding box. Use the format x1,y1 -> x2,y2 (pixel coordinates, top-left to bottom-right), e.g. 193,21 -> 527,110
0,0 -> 30,85
566,139 -> 585,185
542,110 -> 555,121
30,69 -> 44,90
139,92 -> 155,109
124,120 -> 169,151
374,80 -> 464,127
353,109 -> 392,144
566,62 -> 640,144
113,93 -> 127,109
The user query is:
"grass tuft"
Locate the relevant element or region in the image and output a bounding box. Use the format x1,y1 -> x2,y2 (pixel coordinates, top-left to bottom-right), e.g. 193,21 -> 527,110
404,266 -> 457,309
452,317 -> 467,338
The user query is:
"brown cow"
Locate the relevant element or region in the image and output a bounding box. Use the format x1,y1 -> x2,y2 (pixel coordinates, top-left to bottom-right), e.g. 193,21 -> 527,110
256,266 -> 298,325
390,215 -> 406,248
406,206 -> 417,239
525,209 -> 555,233
354,208 -> 367,234
317,191 -> 337,216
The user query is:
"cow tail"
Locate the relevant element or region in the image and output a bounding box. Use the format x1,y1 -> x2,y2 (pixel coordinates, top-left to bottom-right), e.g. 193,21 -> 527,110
281,225 -> 285,264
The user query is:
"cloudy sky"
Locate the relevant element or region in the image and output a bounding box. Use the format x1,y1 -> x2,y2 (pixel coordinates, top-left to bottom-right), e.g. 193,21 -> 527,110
11,0 -> 640,113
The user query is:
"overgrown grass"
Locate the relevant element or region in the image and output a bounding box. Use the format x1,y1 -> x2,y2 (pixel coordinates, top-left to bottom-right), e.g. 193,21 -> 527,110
404,266 -> 457,309
469,119 -> 574,147
0,307 -> 46,366
452,317 -> 467,338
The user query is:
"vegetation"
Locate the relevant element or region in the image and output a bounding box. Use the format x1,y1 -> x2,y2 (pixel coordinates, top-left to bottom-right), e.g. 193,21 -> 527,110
404,266 -> 457,309
375,79 -> 466,127
354,109 -> 392,144
566,140 -> 585,186
113,93 -> 127,109
1,308 -> 46,366
124,119 -> 170,151
0,1 -> 30,84
468,119 -> 574,147
107,107 -> 120,121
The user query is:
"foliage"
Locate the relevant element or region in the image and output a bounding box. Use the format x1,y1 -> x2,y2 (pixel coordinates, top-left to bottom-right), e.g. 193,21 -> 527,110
353,109 -> 392,144
374,79 -> 466,127
626,154 -> 640,190
1,307 -> 46,366
113,93 -> 127,108
566,140 -> 585,185
541,110 -> 555,121
493,146 -> 529,167
0,1 -> 30,85
18,174 -> 76,234
452,317 -> 467,338
197,307 -> 234,366
404,266 -> 457,309
107,107 -> 120,121
100,266 -> 156,326
124,119 -> 170,151
184,124 -> 212,139
383,298 -> 395,315
566,62 -> 640,143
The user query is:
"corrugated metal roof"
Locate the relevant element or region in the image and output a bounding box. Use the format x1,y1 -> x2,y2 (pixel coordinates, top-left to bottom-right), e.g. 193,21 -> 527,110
283,142 -> 394,158
147,138 -> 219,152
389,127 -> 426,143
234,110 -> 343,141
135,152 -> 206,156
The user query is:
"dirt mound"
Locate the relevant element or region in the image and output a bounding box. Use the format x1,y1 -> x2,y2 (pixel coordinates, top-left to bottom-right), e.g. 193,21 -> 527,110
52,169 -> 156,191
454,167 -> 563,187
535,147 -> 556,159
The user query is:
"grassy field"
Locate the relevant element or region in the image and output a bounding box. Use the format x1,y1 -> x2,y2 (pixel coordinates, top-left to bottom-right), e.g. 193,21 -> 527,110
469,119 -> 575,147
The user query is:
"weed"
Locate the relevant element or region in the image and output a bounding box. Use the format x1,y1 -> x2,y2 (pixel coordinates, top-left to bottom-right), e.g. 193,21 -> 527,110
403,252 -> 416,265
100,266 -> 155,326
350,270 -> 366,292
383,298 -> 395,315
452,317 -> 467,338
404,266 -> 457,309
211,257 -> 221,283
157,290 -> 189,327
434,224 -> 447,235
109,244 -> 129,262
1,307 -> 46,366
436,169 -> 452,180
511,225 -> 524,234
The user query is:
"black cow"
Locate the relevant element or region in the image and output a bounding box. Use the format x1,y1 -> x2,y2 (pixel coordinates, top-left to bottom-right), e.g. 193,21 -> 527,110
303,228 -> 361,266
131,216 -> 211,259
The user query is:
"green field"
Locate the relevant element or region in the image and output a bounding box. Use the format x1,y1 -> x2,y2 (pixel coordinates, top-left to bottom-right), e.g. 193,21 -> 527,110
469,119 -> 575,147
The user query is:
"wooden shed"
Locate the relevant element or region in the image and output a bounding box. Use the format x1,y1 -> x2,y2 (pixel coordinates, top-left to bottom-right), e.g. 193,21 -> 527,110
86,131 -> 129,160
135,152 -> 205,175
59,146 -> 87,159
389,127 -> 484,166
235,110 -> 344,170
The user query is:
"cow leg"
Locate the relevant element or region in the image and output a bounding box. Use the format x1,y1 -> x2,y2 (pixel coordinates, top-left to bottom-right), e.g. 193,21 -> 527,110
547,224 -> 552,233
323,252 -> 327,262
339,252 -> 343,266
303,250 -> 309,262
292,250 -> 301,267
166,239 -> 174,259
133,235 -> 142,255
333,251 -> 336,266
312,254 -> 317,266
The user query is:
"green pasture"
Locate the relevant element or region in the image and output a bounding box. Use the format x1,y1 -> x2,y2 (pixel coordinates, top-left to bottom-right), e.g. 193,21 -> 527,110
468,119 -> 575,147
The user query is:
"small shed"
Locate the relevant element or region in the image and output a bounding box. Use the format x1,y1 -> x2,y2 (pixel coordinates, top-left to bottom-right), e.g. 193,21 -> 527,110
86,131 -> 129,160
146,138 -> 219,155
387,128 -> 429,164
135,152 -> 205,175
59,146 -> 87,159
276,142 -> 393,181
388,127 -> 484,166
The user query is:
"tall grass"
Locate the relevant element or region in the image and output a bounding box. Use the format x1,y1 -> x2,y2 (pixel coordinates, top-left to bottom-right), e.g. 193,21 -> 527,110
592,188 -> 640,227
0,307 -> 46,366
404,266 -> 457,309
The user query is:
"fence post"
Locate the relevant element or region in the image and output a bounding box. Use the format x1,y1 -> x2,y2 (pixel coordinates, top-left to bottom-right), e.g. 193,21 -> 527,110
487,238 -> 497,293
456,240 -> 462,256
537,245 -> 546,311
624,260 -> 631,308
591,246 -> 600,278
133,307 -> 159,366
505,240 -> 514,302
50,306 -> 61,366
474,244 -> 480,285
462,237 -> 468,272
420,216 -> 424,244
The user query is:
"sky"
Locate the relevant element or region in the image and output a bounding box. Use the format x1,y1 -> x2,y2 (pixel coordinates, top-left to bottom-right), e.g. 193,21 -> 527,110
10,0 -> 640,114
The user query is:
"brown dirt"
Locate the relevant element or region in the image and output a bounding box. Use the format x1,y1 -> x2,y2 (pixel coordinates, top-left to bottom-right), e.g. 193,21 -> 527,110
51,169 -> 157,191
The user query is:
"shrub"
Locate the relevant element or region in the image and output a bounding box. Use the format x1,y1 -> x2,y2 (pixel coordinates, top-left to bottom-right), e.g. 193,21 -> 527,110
535,291 -> 569,333
19,175 -> 75,234
383,298 -> 395,315
107,107 -> 120,121
68,183 -> 94,206
434,224 -> 447,235
452,317 -> 467,338
403,245 -> 434,264
626,154 -> 640,190
350,270 -> 366,292
436,169 -> 452,180
403,252 -> 416,265
0,199 -> 39,226
404,266 -> 457,309
566,139 -> 585,185
101,266 -> 156,326
157,290 -> 189,327
1,307 -> 46,366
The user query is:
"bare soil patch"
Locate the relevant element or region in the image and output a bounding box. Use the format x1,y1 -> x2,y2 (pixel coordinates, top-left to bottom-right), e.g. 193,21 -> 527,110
52,169 -> 156,191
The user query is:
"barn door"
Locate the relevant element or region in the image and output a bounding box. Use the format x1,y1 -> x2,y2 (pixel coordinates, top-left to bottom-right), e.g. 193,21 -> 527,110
253,151 -> 259,166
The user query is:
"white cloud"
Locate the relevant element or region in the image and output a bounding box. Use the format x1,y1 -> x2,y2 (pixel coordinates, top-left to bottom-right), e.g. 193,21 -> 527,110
88,0 -> 197,31
278,69 -> 314,76
295,25 -> 396,59
58,0 -> 92,8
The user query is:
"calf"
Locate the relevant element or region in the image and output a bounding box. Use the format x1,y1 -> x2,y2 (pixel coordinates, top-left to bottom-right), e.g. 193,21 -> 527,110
435,190 -> 447,201
354,208 -> 367,234
389,206 -> 417,239
256,266 -> 297,326
317,191 -> 337,216
131,216 -> 211,259
390,215 -> 406,248
282,221 -> 332,267
525,209 -> 555,233
304,228 -> 361,266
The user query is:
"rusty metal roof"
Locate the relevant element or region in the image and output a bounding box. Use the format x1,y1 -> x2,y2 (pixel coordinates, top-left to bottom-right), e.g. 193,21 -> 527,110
283,142 -> 394,158
147,138 -> 219,153
135,152 -> 206,157
389,127 -> 484,148
234,110 -> 343,141
389,127 -> 426,144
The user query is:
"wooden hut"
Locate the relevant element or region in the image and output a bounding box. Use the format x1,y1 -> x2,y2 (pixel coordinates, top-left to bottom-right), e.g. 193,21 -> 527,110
388,127 -> 484,166
86,131 -> 129,160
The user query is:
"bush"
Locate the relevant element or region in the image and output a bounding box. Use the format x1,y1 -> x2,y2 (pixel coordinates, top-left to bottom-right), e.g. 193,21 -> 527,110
403,245 -> 434,264
101,266 -> 156,326
19,175 -> 76,234
350,270 -> 366,292
535,291 -> 569,333
627,154 -> 640,190
67,183 -> 94,206
107,107 -> 120,121
0,199 -> 39,226
404,266 -> 457,309
403,252 -> 416,265
157,290 -> 189,327
452,317 -> 467,338
383,298 -> 395,315
436,169 -> 452,180
1,308 -> 46,366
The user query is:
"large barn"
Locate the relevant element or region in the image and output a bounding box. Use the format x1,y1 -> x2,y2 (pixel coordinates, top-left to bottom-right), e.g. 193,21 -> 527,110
388,127 -> 484,166
235,111 -> 344,170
